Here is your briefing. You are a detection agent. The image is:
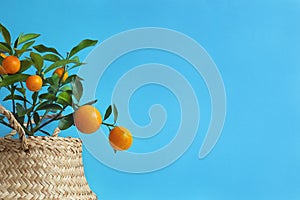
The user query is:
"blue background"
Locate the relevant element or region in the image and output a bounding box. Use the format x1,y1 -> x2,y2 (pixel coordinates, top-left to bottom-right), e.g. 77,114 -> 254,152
1,0 -> 300,199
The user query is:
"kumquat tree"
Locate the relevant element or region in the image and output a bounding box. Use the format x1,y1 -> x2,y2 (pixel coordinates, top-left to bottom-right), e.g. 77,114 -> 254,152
0,23 -> 132,152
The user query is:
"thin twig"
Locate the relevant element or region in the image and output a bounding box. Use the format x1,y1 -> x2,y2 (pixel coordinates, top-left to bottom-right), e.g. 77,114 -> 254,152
0,120 -> 13,129
102,122 -> 115,127
34,106 -> 67,132
11,85 -> 16,115
23,114 -> 63,126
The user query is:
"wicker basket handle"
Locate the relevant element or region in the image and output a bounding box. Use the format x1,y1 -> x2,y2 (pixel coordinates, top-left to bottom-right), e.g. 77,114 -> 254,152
0,104 -> 29,151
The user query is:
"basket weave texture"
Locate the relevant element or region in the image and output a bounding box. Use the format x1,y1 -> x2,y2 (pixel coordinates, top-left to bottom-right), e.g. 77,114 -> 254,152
0,136 -> 97,199
0,104 -> 97,199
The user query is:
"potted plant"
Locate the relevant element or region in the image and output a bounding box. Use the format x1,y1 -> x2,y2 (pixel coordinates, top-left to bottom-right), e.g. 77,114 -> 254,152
0,23 -> 133,199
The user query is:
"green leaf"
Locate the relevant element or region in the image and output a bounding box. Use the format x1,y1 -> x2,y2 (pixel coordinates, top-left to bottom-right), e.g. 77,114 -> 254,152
60,85 -> 72,93
70,74 -> 84,81
104,105 -> 112,120
18,33 -> 40,45
43,54 -> 60,62
36,103 -> 62,112
0,74 -> 30,87
0,24 -> 11,46
52,73 -> 60,86
16,103 -> 27,117
3,94 -> 31,104
16,116 -> 25,126
0,42 -> 12,54
19,60 -> 33,73
58,113 -> 74,130
71,77 -> 83,103
15,87 -> 26,95
82,99 -> 98,106
3,94 -> 16,101
0,115 -> 4,120
22,40 -> 35,50
44,59 -> 77,73
30,52 -> 44,72
33,112 -> 40,125
57,92 -> 72,106
47,85 -> 58,93
0,74 -> 8,81
44,77 -> 53,85
68,62 -> 86,70
15,49 -> 31,55
13,37 -> 19,48
39,93 -> 57,101
33,44 -> 62,57
34,101 -> 48,110
71,56 -> 80,62
69,39 -> 98,58
113,104 -> 118,124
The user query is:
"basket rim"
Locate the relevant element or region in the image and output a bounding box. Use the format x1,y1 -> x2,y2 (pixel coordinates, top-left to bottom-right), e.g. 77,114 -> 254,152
0,136 -> 83,152
0,135 -> 82,141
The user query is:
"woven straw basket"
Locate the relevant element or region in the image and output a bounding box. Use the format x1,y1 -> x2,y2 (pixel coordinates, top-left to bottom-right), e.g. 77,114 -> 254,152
0,105 -> 97,199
